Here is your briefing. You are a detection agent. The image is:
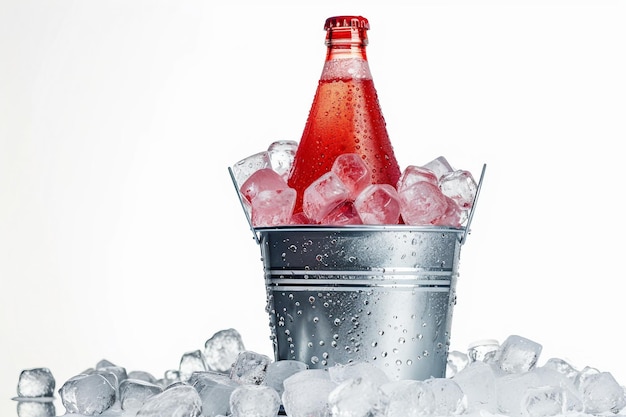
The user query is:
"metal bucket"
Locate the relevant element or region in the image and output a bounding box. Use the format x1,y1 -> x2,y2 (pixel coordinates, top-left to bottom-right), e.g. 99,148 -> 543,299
258,225 -> 463,381
229,164 -> 485,381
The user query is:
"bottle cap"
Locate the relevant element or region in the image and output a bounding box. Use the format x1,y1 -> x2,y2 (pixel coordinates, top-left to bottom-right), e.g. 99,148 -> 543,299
324,16 -> 369,31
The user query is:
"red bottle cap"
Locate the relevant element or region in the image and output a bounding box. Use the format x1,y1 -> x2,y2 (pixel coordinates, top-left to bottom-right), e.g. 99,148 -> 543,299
324,16 -> 370,31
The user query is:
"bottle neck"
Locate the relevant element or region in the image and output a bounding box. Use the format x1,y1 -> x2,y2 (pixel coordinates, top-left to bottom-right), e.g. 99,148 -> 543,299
325,26 -> 368,61
322,26 -> 372,81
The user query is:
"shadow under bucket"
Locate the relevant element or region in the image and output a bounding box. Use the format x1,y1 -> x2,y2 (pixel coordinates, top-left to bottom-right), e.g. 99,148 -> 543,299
258,225 -> 464,381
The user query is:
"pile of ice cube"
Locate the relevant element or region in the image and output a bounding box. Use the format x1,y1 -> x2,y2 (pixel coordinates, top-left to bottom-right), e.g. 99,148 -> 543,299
231,140 -> 478,228
13,329 -> 626,417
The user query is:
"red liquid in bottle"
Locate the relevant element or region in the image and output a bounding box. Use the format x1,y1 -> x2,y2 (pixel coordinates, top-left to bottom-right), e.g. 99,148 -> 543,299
288,16 -> 401,214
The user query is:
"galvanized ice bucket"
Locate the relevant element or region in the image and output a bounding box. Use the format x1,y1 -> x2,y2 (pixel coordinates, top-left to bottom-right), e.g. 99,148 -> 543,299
229,165 -> 485,381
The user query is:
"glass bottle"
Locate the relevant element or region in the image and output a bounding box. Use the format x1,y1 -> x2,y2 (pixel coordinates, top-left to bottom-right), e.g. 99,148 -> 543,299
287,15 -> 401,214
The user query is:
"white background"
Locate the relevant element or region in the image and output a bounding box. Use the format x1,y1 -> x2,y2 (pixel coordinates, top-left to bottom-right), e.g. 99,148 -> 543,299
1,0 -> 625,415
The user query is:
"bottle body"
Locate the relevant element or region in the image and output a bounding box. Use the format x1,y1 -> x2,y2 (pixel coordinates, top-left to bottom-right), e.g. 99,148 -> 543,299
288,16 -> 401,214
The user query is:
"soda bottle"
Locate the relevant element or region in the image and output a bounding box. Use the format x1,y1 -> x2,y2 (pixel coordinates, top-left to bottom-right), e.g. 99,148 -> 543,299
288,16 -> 402,214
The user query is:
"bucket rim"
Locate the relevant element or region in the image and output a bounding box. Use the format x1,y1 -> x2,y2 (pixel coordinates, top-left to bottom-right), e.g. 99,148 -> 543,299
254,224 -> 465,233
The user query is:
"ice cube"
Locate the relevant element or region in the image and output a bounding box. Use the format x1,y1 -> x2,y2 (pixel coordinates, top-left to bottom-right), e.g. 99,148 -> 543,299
530,367 -> 583,413
422,156 -> 454,180
446,350 -> 469,377
157,369 -> 181,387
398,181 -> 449,225
17,368 -> 55,398
354,184 -> 401,224
263,360 -> 308,398
541,357 -> 579,382
119,378 -> 163,411
136,383 -> 202,417
230,384 -> 281,417
451,361 -> 498,413
240,168 -> 290,203
467,339 -> 499,364
434,195 -> 463,227
267,140 -> 298,181
425,377 -> 466,415
578,371 -> 626,414
496,371 -> 543,416
331,153 -> 372,200
281,369 -> 336,417
302,171 -> 350,223
95,359 -> 116,369
328,377 -> 387,417
319,201 -> 363,225
16,400 -> 56,417
328,361 -> 390,388
440,169 -> 478,209
204,328 -> 246,373
59,373 -> 116,415
521,386 -> 569,417
290,211 -> 314,225
251,188 -> 297,227
231,151 -> 272,187
495,335 -> 543,374
229,351 -> 271,385
396,165 -> 438,192
127,370 -> 158,384
190,371 -> 240,417
179,350 -> 208,382
380,379 -> 435,417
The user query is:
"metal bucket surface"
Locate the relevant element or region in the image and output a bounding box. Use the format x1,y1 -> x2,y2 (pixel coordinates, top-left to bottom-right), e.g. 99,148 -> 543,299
258,225 -> 464,381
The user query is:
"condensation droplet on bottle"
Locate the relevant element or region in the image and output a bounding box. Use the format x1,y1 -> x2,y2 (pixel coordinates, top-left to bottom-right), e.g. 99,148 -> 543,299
334,318 -> 341,326
309,296 -> 315,304
398,337 -> 406,344
382,351 -> 388,358
395,360 -> 402,366
311,356 -> 319,364
313,317 -> 319,323
407,359 -> 413,366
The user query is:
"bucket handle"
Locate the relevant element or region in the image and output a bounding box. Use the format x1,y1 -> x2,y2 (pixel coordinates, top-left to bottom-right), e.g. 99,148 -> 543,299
228,163 -> 487,246
460,163 -> 487,245
228,166 -> 261,244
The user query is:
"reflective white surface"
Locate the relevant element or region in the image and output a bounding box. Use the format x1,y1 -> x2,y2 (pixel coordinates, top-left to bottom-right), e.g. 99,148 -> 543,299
2,1 -> 625,416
